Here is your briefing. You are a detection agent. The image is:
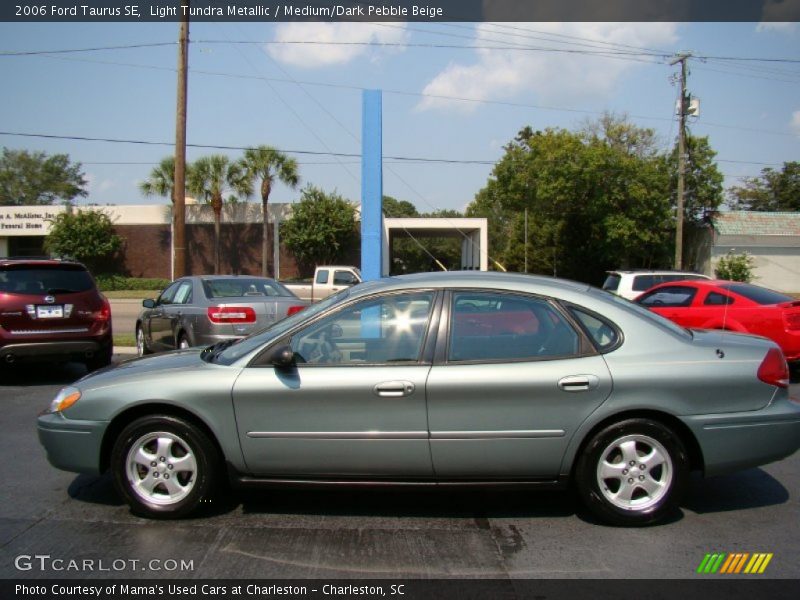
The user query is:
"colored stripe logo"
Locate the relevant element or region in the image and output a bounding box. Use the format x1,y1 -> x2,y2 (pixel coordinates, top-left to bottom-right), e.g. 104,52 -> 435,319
697,553 -> 773,574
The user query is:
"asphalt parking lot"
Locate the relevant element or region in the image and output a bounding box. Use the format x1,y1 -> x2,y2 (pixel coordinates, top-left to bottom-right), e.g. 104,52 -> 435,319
1,359 -> 799,582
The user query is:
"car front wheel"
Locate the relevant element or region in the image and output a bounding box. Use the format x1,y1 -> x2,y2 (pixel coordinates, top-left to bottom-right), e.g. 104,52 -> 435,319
575,418 -> 689,526
111,415 -> 220,518
136,326 -> 151,357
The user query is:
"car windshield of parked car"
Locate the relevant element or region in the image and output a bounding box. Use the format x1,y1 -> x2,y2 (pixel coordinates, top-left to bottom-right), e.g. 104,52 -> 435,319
719,283 -> 792,305
0,265 -> 94,294
202,278 -> 295,298
211,287 -> 352,365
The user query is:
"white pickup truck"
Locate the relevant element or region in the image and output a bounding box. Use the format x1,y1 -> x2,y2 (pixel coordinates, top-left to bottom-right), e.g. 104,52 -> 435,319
282,266 -> 362,302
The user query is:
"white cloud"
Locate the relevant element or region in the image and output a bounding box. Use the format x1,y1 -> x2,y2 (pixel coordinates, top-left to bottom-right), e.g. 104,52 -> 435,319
85,174 -> 116,196
417,22 -> 679,113
791,110 -> 800,136
267,23 -> 408,68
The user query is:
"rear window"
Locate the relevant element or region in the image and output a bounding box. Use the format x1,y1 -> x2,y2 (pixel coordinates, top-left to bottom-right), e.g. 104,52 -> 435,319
0,264 -> 94,294
202,278 -> 293,299
602,274 -> 621,292
719,283 -> 791,305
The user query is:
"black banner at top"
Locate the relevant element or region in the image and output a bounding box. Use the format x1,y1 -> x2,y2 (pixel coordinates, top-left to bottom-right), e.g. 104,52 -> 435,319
3,0 -> 800,23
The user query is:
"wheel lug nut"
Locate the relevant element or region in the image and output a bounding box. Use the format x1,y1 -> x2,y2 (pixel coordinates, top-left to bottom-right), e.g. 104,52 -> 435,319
639,475 -> 645,481
640,464 -> 646,470
160,457 -> 166,462
153,472 -> 160,478
150,461 -> 157,467
628,478 -> 634,484
164,474 -> 170,479
167,464 -> 174,470
629,461 -> 636,466
622,469 -> 628,475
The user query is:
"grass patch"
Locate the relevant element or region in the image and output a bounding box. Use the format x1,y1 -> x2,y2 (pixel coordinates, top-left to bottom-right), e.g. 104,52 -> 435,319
113,333 -> 136,348
104,290 -> 160,300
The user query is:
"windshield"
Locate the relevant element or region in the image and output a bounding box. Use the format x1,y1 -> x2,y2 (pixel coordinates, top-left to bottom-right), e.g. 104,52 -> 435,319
212,287 -> 352,365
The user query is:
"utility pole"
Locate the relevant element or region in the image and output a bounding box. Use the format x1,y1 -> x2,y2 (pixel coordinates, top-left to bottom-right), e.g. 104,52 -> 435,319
670,52 -> 691,271
172,1 -> 190,278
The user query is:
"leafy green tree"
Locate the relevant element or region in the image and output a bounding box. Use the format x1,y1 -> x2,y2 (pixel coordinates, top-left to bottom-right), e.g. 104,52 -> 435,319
187,155 -> 252,274
727,161 -> 800,212
281,186 -> 358,270
139,156 -> 176,200
668,134 -> 724,222
0,148 -> 87,205
467,121 -> 673,283
240,146 -> 300,277
382,195 -> 419,218
44,209 -> 122,274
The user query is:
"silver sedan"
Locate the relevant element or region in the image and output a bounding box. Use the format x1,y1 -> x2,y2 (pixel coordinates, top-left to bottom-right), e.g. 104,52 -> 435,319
40,272 -> 800,526
135,275 -> 309,355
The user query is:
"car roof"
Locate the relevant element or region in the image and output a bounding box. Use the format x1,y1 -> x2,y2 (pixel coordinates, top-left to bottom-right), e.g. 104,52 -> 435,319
606,269 -> 707,275
349,271 -> 591,297
0,257 -> 86,268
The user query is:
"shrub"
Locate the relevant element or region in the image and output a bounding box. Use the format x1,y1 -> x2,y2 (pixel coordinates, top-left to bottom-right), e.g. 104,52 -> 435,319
95,275 -> 170,291
714,250 -> 755,282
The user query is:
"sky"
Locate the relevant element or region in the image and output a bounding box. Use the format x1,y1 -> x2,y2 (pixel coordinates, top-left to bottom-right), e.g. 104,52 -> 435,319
0,19 -> 798,214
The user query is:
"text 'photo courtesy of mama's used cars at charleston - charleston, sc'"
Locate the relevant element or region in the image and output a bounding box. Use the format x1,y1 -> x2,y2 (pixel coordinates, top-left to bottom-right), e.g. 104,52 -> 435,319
37,272 -> 800,526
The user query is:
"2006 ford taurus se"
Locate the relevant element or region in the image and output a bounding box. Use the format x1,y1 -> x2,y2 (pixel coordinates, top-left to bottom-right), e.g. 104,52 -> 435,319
38,272 -> 800,525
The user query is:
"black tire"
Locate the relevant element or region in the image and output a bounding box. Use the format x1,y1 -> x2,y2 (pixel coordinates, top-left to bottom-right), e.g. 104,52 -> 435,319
575,418 -> 689,526
136,325 -> 151,357
177,332 -> 191,350
110,415 -> 220,519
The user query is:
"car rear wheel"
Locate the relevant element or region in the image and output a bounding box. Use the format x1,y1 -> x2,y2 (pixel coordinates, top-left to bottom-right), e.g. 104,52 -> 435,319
575,418 -> 689,526
86,343 -> 113,372
136,326 -> 151,357
111,415 -> 220,518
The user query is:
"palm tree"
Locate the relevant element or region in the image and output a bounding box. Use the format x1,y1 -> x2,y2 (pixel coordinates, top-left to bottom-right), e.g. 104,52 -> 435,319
240,146 -> 300,277
187,155 -> 252,274
139,156 -> 176,200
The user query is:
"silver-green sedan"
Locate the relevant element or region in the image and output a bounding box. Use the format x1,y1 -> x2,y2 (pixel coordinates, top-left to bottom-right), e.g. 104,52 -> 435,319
38,272 -> 800,526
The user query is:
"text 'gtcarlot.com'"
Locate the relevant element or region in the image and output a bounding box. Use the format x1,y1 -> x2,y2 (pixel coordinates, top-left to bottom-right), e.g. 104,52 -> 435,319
14,554 -> 194,572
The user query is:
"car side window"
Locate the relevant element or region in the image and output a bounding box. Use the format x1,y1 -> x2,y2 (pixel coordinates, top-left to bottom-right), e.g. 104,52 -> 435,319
569,307 -> 620,352
290,292 -> 434,365
448,292 -> 580,362
334,270 -> 357,286
315,270 -> 329,284
632,275 -> 656,292
704,292 -> 734,306
172,281 -> 193,305
157,282 -> 181,305
637,286 -> 697,308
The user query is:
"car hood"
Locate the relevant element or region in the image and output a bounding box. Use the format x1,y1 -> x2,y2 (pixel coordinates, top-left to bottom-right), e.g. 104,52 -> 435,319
77,348 -> 209,386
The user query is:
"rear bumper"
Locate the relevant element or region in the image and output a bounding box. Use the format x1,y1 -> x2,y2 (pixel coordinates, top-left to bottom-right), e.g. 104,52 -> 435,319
37,412 -> 108,475
681,395 -> 800,476
0,337 -> 111,363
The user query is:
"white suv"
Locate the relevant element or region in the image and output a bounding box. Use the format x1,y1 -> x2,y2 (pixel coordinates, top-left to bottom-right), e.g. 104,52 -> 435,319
602,270 -> 711,301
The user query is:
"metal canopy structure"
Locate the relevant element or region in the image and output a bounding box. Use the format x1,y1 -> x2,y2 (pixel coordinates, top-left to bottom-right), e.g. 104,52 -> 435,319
383,217 -> 489,274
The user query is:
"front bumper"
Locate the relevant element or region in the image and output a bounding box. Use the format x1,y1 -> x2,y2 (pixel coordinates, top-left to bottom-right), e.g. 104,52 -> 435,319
681,395 -> 800,477
37,412 -> 108,475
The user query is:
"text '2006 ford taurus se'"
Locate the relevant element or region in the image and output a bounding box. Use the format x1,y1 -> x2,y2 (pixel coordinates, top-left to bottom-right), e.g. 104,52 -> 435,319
38,272 -> 800,526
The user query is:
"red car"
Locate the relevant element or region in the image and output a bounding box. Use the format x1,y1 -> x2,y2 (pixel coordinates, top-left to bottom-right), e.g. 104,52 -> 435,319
635,279 -> 800,365
0,257 -> 113,371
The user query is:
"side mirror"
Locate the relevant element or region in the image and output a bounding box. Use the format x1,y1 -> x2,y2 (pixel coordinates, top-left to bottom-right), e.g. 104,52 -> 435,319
269,344 -> 296,369
142,299 -> 156,309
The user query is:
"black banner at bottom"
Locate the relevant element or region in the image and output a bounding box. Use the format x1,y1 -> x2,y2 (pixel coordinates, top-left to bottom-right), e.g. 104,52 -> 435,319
4,579 -> 800,600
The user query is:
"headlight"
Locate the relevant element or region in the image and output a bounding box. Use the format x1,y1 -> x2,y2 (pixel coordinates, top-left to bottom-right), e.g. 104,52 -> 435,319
47,386 -> 82,414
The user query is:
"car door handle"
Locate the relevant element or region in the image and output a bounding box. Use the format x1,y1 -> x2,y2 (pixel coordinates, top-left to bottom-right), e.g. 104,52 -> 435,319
373,381 -> 415,397
558,375 -> 599,392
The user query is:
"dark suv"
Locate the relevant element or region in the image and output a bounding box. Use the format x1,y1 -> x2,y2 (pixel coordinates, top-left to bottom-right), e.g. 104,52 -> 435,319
0,258 -> 112,371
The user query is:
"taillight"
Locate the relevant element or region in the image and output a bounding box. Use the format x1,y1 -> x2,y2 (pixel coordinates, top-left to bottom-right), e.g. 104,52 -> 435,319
757,347 -> 790,389
286,305 -> 306,317
94,299 -> 111,322
783,310 -> 800,332
207,306 -> 256,324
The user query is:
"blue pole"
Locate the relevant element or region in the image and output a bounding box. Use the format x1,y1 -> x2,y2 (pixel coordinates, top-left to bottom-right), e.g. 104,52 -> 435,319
361,89 -> 383,282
